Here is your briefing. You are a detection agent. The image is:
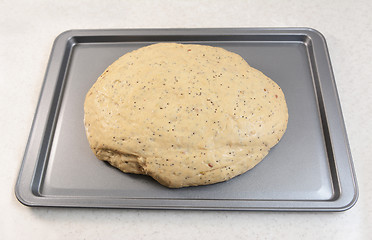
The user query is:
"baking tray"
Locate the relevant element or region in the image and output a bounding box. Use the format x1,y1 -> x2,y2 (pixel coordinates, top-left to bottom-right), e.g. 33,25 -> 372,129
15,28 -> 358,211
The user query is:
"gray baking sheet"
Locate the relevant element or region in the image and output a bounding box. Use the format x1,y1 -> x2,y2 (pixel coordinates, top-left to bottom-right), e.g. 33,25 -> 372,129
15,28 -> 358,211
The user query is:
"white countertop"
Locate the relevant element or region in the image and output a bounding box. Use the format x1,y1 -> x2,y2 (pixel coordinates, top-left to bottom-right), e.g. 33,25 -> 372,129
1,0 -> 371,239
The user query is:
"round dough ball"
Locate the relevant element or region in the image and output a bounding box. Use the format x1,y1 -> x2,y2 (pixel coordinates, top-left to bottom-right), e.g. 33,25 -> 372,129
84,43 -> 288,188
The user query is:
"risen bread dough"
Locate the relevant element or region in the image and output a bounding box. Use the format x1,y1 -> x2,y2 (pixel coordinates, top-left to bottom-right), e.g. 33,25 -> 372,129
84,43 -> 288,188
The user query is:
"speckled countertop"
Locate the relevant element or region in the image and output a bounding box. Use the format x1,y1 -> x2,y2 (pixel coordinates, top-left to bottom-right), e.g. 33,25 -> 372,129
1,0 -> 371,239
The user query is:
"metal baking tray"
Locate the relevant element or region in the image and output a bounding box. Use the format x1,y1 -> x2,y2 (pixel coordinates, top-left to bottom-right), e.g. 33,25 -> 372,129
15,28 -> 358,211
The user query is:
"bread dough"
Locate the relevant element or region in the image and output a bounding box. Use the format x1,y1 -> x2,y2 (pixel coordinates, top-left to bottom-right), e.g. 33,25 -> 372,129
84,43 -> 288,188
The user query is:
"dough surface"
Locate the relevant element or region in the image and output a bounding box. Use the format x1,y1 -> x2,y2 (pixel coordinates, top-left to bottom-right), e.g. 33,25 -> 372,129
84,43 -> 288,188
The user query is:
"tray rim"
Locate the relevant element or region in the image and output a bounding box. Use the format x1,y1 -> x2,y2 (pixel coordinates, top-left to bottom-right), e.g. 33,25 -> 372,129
15,27 -> 358,211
